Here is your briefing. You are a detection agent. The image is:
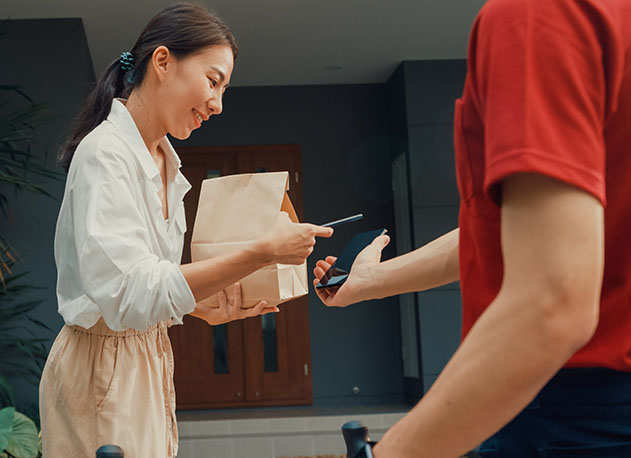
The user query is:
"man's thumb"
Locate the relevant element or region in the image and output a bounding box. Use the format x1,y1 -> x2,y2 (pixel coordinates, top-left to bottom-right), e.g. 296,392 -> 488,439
373,234 -> 390,250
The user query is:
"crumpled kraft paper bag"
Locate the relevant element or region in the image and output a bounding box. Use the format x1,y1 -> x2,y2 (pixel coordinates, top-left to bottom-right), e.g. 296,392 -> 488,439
191,171 -> 308,308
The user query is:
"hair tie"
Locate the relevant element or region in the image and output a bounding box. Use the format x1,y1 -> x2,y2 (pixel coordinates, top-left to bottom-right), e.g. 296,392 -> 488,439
119,52 -> 135,71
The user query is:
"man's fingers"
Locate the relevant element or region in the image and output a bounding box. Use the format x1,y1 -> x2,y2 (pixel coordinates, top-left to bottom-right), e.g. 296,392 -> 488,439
314,265 -> 327,280
325,256 -> 337,265
359,234 -> 390,260
376,234 -> 390,248
312,278 -> 340,305
313,278 -> 330,302
371,234 -> 390,250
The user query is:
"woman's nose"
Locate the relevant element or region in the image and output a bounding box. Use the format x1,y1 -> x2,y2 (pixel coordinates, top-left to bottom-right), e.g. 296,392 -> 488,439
207,95 -> 223,116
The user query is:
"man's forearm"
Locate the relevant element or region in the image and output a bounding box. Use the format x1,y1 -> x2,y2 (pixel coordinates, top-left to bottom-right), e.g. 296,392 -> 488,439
370,228 -> 459,300
374,175 -> 604,457
374,284 -> 593,458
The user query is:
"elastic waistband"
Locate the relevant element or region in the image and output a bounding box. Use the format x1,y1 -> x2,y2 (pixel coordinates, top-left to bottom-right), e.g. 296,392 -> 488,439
547,367 -> 631,387
68,317 -> 170,337
525,368 -> 631,413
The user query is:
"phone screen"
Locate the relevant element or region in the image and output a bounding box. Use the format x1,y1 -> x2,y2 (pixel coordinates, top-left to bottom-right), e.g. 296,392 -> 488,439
316,229 -> 387,289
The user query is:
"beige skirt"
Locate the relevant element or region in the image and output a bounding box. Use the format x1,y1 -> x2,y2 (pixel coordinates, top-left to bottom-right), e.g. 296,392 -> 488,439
39,318 -> 178,458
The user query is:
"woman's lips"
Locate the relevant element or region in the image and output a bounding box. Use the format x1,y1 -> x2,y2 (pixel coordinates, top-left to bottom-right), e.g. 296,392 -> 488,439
192,109 -> 202,128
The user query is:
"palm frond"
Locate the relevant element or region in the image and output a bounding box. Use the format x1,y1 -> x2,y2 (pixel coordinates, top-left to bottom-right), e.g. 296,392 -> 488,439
0,85 -> 34,103
0,83 -> 56,409
0,85 -> 62,216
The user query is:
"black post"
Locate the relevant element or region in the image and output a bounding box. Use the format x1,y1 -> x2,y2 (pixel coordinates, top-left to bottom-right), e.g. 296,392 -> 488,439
341,419 -> 483,458
96,445 -> 124,457
342,421 -> 374,458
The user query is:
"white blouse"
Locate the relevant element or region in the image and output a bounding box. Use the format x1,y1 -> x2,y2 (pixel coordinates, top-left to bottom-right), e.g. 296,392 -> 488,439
54,99 -> 196,331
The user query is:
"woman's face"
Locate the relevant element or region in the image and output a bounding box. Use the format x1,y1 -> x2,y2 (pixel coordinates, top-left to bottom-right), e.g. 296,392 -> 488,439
160,44 -> 234,140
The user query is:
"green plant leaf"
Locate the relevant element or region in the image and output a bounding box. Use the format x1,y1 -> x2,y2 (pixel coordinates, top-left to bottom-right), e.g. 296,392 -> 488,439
0,407 -> 15,452
0,86 -> 34,103
24,316 -> 52,333
5,411 -> 39,458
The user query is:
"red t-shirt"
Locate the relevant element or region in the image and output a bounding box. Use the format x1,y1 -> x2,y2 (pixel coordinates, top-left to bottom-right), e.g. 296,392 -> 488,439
457,0 -> 631,370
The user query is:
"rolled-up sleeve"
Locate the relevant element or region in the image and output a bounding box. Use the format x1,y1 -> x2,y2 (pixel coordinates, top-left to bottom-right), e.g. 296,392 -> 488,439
72,143 -> 196,331
469,0 -> 619,206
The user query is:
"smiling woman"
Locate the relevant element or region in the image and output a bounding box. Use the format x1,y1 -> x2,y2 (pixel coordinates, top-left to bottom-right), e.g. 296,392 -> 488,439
58,2 -> 238,171
41,3 -> 333,458
124,43 -> 234,142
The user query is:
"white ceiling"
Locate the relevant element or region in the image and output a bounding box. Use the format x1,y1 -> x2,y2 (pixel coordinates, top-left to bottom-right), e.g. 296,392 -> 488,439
2,0 -> 486,87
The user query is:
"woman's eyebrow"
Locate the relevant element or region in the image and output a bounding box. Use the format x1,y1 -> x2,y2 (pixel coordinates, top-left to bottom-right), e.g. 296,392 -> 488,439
209,66 -> 226,82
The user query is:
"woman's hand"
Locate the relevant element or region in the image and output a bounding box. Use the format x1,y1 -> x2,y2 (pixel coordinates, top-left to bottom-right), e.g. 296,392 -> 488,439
313,234 -> 390,307
193,283 -> 279,325
258,212 -> 334,265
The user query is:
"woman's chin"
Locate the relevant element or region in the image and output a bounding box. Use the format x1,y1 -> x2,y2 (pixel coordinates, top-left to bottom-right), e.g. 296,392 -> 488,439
170,129 -> 194,141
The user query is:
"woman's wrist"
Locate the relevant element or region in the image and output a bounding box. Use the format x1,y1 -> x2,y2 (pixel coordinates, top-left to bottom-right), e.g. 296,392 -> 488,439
249,237 -> 275,266
189,302 -> 209,322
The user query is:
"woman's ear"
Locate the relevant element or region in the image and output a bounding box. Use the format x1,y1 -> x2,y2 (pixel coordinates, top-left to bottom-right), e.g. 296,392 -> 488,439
150,45 -> 172,82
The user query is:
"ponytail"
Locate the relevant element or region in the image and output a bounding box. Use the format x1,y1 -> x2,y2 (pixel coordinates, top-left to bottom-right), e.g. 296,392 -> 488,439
58,3 -> 238,172
58,59 -> 126,171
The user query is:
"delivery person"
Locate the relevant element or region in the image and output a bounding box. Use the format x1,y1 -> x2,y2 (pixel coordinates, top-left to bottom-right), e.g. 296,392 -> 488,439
314,0 -> 631,455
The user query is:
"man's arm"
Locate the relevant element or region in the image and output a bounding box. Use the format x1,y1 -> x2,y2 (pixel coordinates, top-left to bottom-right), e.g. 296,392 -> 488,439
372,228 -> 460,298
313,228 -> 459,307
373,173 -> 604,457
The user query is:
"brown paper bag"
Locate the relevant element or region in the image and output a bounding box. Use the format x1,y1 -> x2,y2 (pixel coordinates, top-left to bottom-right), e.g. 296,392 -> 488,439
190,171 -> 308,308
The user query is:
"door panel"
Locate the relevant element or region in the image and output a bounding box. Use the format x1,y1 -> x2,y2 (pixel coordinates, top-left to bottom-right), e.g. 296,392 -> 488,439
169,144 -> 313,409
169,150 -> 244,408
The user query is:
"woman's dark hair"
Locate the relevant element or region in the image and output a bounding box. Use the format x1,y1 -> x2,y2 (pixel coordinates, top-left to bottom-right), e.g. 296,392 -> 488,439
59,2 -> 238,171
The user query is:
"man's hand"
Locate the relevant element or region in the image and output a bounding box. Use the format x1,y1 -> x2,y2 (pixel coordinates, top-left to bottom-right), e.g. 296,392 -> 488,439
312,234 -> 390,307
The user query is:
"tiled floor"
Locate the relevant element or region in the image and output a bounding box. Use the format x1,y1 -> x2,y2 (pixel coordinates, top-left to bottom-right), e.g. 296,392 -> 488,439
176,404 -> 410,458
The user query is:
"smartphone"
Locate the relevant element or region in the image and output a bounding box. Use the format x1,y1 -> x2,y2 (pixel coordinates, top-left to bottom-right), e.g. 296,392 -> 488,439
316,228 -> 387,289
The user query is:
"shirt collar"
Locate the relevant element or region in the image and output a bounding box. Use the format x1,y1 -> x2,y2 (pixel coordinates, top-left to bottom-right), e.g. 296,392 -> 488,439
106,99 -> 184,184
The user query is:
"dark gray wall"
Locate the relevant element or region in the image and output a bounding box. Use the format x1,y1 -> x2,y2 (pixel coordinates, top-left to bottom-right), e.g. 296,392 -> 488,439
2,18 -> 466,411
2,18 -> 405,408
0,19 -> 95,412
402,60 -> 467,391
173,85 -> 404,405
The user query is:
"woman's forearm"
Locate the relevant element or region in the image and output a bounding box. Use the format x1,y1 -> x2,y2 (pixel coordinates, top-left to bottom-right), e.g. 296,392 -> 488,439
180,214 -> 332,302
179,238 -> 271,302
370,228 -> 460,300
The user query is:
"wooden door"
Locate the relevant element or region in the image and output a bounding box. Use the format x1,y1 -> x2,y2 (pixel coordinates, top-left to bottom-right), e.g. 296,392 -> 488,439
169,144 -> 313,409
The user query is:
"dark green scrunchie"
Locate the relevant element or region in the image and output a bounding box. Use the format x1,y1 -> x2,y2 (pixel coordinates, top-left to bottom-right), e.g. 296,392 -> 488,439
119,52 -> 135,71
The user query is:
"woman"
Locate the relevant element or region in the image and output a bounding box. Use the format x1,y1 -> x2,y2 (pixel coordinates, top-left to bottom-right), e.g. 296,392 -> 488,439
39,4 -> 333,457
